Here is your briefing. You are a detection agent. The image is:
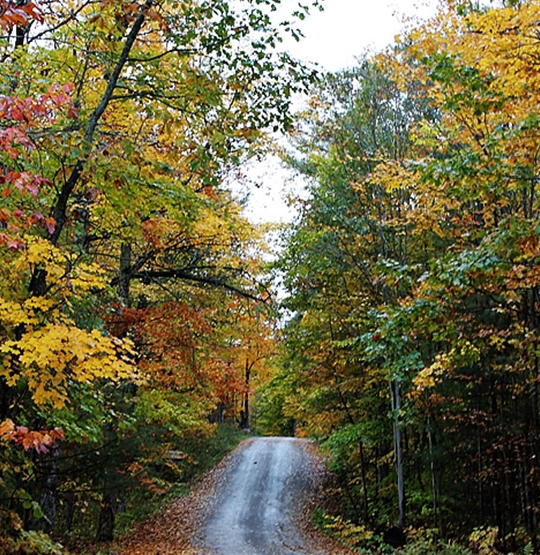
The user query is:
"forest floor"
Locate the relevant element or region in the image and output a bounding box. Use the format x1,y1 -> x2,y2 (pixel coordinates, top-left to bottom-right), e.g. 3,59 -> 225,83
113,437 -> 353,555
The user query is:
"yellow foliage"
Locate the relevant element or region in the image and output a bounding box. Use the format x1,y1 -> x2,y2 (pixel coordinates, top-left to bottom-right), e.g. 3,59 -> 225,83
0,237 -> 138,408
9,237 -> 107,296
412,355 -> 448,395
0,299 -> 38,328
0,323 -> 135,408
412,340 -> 481,399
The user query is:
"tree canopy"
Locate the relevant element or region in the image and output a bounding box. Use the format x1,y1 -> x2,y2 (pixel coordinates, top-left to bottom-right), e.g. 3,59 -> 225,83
0,0 -> 311,549
262,0 -> 540,551
6,0 -> 540,553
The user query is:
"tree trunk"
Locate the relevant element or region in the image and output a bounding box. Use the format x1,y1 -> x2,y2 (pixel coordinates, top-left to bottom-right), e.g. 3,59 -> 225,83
0,377 -> 9,419
65,491 -> 76,533
96,493 -> 115,542
118,242 -> 132,307
335,381 -> 370,521
240,361 -> 251,430
37,445 -> 60,533
96,468 -> 119,542
427,416 -> 443,536
477,433 -> 484,524
358,438 -> 369,521
390,378 -> 406,528
217,401 -> 225,424
48,0 -> 153,247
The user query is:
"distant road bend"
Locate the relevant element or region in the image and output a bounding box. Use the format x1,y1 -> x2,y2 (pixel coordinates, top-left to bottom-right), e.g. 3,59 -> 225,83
194,437 -> 330,555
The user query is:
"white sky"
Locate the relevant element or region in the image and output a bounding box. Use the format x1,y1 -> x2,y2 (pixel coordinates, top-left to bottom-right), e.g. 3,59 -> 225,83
237,0 -> 441,223
282,0 -> 440,72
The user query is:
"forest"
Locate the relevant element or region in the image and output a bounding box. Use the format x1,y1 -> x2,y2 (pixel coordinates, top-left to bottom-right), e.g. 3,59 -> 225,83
1,0 -> 540,553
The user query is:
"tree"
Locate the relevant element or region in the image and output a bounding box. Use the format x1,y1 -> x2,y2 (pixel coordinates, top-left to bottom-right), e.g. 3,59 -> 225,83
272,59 -> 433,529
274,1 -> 540,549
0,0 -> 316,547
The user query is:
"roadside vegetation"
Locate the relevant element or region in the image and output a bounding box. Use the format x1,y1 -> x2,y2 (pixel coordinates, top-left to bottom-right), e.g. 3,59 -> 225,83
0,0 -> 296,551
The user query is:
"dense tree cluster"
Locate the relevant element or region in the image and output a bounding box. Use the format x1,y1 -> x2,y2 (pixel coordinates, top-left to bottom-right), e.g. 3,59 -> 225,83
264,1 -> 540,551
0,0 -> 307,550
6,0 -> 540,552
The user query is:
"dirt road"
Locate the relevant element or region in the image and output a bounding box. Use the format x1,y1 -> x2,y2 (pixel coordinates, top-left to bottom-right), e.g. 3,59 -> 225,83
116,436 -> 350,555
193,437 -> 329,555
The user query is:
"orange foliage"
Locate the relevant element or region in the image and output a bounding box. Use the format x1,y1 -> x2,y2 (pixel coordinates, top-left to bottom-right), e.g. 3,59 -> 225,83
107,302 -> 212,390
0,0 -> 43,30
0,418 -> 64,454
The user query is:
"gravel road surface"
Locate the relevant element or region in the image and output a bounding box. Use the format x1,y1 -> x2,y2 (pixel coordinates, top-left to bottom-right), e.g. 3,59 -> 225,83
194,437 -> 327,555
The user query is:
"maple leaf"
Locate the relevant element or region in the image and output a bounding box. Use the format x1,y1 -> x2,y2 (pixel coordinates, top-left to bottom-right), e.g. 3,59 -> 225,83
0,418 -> 65,453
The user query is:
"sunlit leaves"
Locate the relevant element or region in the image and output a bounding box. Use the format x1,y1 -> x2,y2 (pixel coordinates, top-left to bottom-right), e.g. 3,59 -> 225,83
1,325 -> 134,408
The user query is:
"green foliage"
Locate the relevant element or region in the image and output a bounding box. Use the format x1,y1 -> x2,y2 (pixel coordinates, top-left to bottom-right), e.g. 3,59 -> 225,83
277,1 -> 540,551
313,507 -> 388,553
255,361 -> 299,436
399,534 -> 473,555
0,512 -> 68,555
313,509 -> 475,554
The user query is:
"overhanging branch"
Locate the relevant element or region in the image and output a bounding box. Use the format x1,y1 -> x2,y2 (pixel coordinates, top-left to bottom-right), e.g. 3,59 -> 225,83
112,269 -> 268,303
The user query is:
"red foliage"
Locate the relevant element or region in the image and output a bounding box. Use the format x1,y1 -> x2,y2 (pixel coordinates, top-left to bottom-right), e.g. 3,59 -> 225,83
106,304 -> 145,338
0,419 -> 64,453
0,85 -> 78,249
0,0 -> 43,30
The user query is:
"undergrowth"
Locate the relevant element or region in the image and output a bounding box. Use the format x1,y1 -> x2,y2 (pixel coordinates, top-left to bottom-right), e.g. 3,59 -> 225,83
61,423 -> 246,554
313,507 -> 535,554
114,423 -> 246,536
